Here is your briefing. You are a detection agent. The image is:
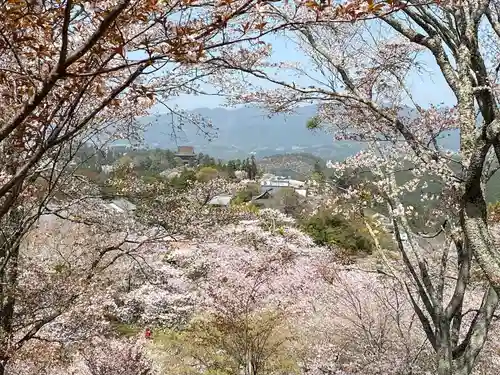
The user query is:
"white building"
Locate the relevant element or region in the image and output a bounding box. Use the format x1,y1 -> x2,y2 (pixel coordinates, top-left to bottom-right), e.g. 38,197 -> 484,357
101,164 -> 114,174
207,194 -> 233,207
259,176 -> 308,197
103,198 -> 137,214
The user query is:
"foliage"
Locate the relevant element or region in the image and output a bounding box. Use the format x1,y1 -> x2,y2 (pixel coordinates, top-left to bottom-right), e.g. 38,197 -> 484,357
306,116 -> 322,130
248,155 -> 259,180
258,153 -> 325,180
263,188 -> 306,218
221,2 -> 500,373
110,172 -> 243,238
77,145 -> 260,196
149,220 -> 319,375
231,183 -> 261,205
302,210 -> 376,256
311,160 -> 325,181
153,310 -> 300,375
488,201 -> 500,223
0,0 -> 464,373
196,167 -> 219,183
1,0 -> 309,364
170,169 -> 198,190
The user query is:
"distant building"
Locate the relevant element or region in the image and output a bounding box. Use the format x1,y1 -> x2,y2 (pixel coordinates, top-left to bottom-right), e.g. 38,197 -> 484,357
159,169 -> 181,179
261,179 -> 290,188
104,198 -> 137,214
207,194 -> 233,207
295,189 -> 307,197
101,164 -> 114,174
259,176 -> 307,197
175,146 -> 196,165
253,188 -> 273,201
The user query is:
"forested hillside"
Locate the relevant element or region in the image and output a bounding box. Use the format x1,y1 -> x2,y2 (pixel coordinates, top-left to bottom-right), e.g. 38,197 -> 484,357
257,153 -> 325,180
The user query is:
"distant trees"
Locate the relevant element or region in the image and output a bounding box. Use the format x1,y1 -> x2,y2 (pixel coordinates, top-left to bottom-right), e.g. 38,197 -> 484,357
250,156 -> 258,180
313,160 -> 323,176
242,155 -> 258,180
151,216 -> 493,375
3,198 -> 161,374
196,153 -> 217,167
310,161 -> 326,186
0,10 -> 280,360
69,147 -> 261,198
0,0 -> 461,373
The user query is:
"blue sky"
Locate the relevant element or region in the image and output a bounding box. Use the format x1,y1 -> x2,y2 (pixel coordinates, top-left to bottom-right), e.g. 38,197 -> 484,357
154,33 -> 456,112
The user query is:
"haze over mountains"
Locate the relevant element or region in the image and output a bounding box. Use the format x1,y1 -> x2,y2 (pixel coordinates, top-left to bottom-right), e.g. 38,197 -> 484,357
139,105 -> 459,160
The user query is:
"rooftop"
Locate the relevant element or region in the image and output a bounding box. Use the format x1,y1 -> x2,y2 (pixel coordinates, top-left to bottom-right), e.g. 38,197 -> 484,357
103,197 -> 137,213
207,194 -> 233,206
175,145 -> 196,156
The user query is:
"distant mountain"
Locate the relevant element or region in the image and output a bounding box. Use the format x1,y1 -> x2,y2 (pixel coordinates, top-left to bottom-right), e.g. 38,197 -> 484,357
138,105 -> 459,161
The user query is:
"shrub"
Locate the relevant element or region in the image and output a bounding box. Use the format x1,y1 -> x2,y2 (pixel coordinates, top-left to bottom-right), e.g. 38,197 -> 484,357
231,183 -> 261,205
170,169 -> 197,189
112,323 -> 142,338
196,166 -> 219,182
301,210 -> 375,256
488,201 -> 500,222
153,310 -> 300,375
262,188 -> 307,219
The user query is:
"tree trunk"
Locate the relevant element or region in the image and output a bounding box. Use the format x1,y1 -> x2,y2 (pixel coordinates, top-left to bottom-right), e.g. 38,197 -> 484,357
436,319 -> 454,375
0,210 -> 22,375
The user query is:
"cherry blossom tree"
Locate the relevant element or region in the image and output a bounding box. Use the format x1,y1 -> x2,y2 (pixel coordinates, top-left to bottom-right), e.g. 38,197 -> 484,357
1,197 -> 162,374
0,0 -> 297,370
0,0 -> 442,373
299,266 -> 435,375
76,338 -> 152,375
151,218 -> 321,375
151,213 -> 500,375
0,166 -> 252,373
213,2 -> 500,374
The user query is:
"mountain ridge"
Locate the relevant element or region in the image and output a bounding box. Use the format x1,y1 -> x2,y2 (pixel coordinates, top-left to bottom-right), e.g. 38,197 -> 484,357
139,105 -> 459,160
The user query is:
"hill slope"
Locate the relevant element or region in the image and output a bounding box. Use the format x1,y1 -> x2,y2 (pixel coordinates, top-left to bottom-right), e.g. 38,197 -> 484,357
258,153 -> 324,180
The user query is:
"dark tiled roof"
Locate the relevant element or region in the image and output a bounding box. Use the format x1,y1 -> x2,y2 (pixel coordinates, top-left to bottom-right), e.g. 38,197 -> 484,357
253,188 -> 272,200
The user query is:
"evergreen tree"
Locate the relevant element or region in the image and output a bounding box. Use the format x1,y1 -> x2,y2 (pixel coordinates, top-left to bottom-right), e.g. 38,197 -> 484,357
313,160 -> 323,175
242,159 -> 249,178
312,160 -> 325,182
250,155 -> 258,180
196,152 -> 204,166
244,157 -> 252,179
226,160 -> 236,179
201,154 -> 212,166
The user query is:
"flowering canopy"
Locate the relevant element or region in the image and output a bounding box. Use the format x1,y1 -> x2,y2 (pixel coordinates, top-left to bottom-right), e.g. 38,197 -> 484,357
214,1 -> 500,374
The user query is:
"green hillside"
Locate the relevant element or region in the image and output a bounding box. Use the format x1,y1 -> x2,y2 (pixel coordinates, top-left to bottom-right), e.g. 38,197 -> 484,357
258,153 -> 325,180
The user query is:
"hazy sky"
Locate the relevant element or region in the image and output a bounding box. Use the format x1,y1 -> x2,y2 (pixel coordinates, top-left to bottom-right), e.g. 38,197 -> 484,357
152,32 -> 456,112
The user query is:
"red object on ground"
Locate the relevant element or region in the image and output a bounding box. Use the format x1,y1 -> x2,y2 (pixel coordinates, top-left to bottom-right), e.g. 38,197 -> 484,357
145,328 -> 152,339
